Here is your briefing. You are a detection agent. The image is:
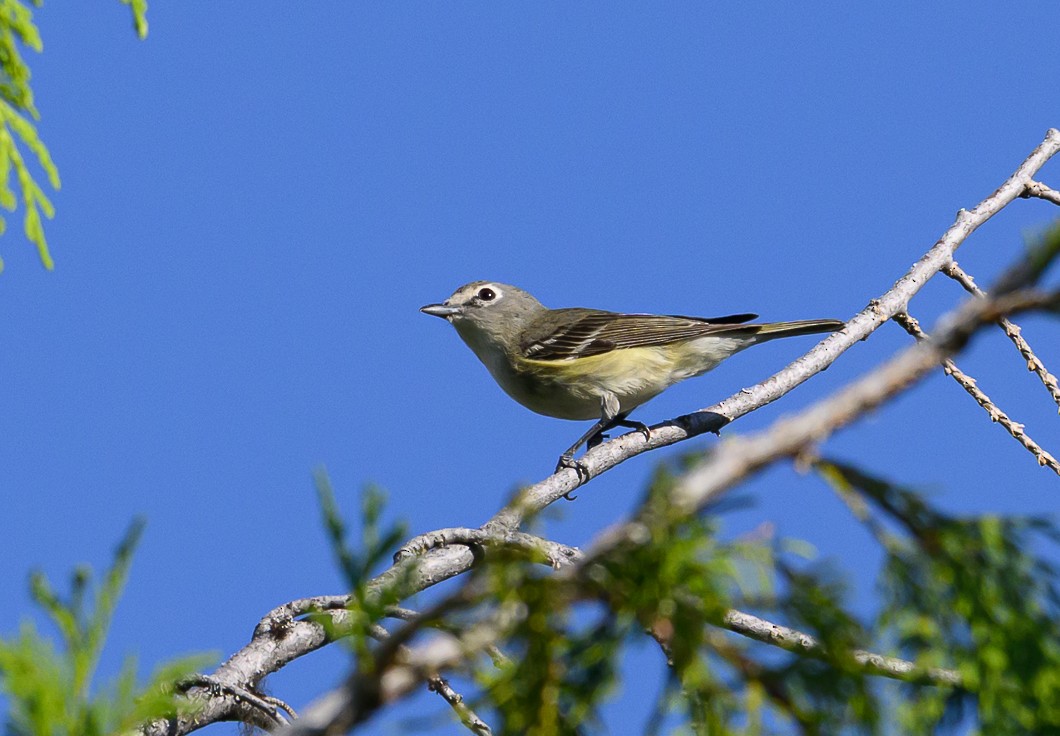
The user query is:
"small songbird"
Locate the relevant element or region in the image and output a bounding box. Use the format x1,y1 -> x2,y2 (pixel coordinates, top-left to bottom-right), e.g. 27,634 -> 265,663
421,281 -> 843,473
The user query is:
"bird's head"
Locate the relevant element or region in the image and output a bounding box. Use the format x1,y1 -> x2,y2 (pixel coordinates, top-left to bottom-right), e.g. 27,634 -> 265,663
421,281 -> 545,354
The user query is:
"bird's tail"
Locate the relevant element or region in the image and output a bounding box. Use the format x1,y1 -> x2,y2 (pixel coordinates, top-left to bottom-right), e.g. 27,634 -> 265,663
751,319 -> 845,341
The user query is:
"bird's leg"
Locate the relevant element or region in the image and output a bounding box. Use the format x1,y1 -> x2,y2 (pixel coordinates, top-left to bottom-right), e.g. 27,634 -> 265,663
555,418 -> 612,478
586,427 -> 608,450
555,393 -> 622,483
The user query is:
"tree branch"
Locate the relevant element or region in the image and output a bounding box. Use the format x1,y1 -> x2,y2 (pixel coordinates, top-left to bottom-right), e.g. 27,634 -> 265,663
664,288 -> 1058,518
943,259 -> 1060,412
1021,179 -> 1060,206
365,619 -> 494,735
892,311 -> 1060,473
393,527 -> 581,569
140,129 -> 1060,736
484,127 -> 1060,530
719,610 -> 961,687
426,676 -> 494,736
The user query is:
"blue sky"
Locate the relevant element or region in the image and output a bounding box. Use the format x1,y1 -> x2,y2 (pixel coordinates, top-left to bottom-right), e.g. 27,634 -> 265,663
1,3 -> 1059,733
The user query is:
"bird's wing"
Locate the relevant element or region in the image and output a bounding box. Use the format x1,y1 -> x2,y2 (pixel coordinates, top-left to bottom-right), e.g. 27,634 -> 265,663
519,309 -> 760,361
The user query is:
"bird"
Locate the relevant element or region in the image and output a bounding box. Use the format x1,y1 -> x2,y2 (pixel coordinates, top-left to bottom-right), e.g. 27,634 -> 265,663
421,281 -> 843,475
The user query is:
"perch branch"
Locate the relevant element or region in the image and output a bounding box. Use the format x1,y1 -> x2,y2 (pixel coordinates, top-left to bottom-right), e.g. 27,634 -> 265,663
484,128 -> 1060,530
140,129 -> 1060,736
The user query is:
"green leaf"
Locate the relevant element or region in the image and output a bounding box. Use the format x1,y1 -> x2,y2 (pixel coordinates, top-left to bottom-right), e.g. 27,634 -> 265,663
118,0 -> 149,40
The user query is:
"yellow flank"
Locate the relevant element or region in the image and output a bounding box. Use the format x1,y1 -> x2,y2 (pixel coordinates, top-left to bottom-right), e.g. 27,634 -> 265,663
510,346 -> 688,420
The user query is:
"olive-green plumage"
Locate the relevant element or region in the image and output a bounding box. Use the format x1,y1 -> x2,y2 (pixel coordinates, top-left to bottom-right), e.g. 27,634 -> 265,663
422,281 -> 843,471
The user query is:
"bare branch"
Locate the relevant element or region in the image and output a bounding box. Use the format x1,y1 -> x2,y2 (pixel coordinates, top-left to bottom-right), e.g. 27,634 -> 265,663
171,674 -> 292,732
282,601 -> 527,736
720,610 -> 961,687
1021,179 -> 1060,206
288,585 -> 966,733
367,615 -> 494,735
943,260 -> 1060,412
265,694 -> 300,721
427,676 -> 494,736
385,606 -> 512,667
394,527 -> 581,569
391,532 -> 965,689
893,311 -> 1060,474
666,288 -> 1059,517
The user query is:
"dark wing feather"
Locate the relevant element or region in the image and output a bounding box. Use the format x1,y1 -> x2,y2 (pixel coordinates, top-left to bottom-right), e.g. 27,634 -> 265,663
520,309 -> 762,361
675,312 -> 758,325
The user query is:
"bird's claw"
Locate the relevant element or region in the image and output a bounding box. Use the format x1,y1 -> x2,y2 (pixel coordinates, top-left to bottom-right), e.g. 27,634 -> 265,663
616,419 -> 651,443
555,453 -> 590,489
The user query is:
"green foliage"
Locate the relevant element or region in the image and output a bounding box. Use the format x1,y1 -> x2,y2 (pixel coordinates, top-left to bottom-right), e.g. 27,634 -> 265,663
0,519 -> 215,736
766,563 -> 881,734
315,471 -> 407,591
118,0 -> 148,40
312,454 -> 1060,734
474,461 -> 881,736
819,459 -> 1060,734
0,0 -> 55,272
636,459 -> 883,734
0,0 -> 148,272
313,469 -> 409,669
481,571 -> 622,736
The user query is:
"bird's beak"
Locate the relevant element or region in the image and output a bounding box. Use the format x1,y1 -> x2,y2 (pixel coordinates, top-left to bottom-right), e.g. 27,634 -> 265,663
420,303 -> 462,319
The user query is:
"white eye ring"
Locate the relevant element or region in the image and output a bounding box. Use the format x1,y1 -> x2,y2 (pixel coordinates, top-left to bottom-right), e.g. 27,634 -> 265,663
477,287 -> 497,301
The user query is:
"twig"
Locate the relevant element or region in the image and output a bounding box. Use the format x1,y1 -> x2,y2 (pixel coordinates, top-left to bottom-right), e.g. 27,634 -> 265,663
386,606 -> 512,666
943,260 -> 1060,412
263,695 -> 299,721
286,585 -> 966,734
280,598 -> 527,736
393,527 -> 581,569
428,676 -> 494,736
365,616 -> 495,735
893,311 -> 1060,474
391,535 -> 961,688
1021,179 -> 1060,206
176,674 -> 292,729
704,630 -> 819,730
720,610 -> 961,687
287,576 -> 968,735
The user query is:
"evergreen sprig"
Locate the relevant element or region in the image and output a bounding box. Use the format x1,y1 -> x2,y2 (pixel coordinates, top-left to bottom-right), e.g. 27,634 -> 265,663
0,0 -> 148,272
0,519 -> 214,736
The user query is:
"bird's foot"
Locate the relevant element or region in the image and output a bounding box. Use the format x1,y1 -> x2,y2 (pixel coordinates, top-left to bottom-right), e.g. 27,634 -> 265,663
555,452 -> 590,492
616,419 -> 651,443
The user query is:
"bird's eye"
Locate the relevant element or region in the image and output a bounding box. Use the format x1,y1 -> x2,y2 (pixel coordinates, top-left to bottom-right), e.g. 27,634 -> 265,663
477,287 -> 496,301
